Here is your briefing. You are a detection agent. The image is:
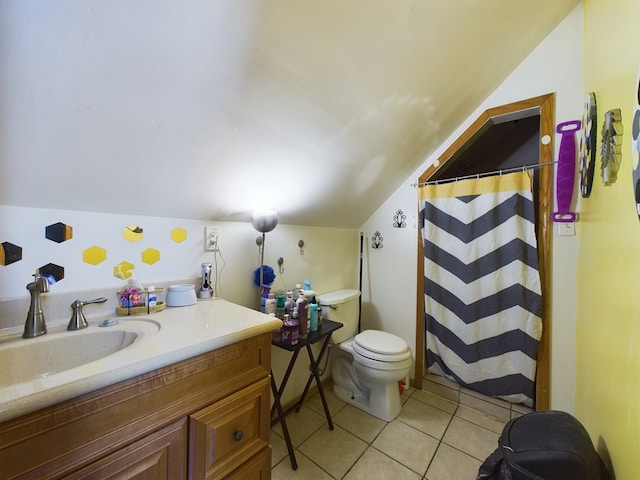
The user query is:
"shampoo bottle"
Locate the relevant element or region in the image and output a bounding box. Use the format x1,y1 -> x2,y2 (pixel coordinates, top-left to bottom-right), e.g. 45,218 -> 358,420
265,293 -> 276,315
309,301 -> 318,332
296,291 -> 308,338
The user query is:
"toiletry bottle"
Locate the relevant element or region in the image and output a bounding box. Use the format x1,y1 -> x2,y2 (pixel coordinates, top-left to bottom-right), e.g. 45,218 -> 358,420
303,280 -> 315,302
265,293 -> 276,315
312,296 -> 323,327
276,295 -> 286,320
296,291 -> 308,338
147,286 -> 157,307
285,290 -> 295,314
309,301 -> 318,332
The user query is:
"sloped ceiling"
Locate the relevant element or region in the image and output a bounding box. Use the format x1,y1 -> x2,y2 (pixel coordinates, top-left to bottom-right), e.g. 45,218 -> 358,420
0,0 -> 579,228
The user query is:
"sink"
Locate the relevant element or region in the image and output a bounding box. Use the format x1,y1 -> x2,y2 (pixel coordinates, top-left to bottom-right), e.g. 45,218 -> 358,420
0,319 -> 160,388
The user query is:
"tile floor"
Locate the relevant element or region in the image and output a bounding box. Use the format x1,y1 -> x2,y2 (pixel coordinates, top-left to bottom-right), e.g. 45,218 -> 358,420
271,375 -> 533,480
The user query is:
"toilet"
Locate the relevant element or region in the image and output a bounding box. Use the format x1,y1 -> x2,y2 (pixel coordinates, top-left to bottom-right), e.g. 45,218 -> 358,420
318,289 -> 412,421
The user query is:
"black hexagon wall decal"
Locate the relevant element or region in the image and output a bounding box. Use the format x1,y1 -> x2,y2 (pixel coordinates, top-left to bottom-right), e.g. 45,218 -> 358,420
45,222 -> 73,243
1,242 -> 22,266
39,263 -> 64,284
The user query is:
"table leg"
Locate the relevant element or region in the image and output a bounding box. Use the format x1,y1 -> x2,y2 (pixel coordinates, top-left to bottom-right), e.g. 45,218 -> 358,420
270,371 -> 297,470
270,349 -> 300,420
294,335 -> 335,430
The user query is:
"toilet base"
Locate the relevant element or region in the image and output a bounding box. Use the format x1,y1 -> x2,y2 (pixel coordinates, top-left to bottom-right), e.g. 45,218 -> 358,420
332,379 -> 402,422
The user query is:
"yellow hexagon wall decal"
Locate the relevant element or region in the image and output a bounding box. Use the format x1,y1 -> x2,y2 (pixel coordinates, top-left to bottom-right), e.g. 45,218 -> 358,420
83,245 -> 107,265
142,247 -> 160,265
123,225 -> 143,242
114,261 -> 135,279
171,227 -> 187,243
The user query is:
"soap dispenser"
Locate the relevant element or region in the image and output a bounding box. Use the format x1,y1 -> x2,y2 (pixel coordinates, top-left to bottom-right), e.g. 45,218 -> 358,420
197,262 -> 214,299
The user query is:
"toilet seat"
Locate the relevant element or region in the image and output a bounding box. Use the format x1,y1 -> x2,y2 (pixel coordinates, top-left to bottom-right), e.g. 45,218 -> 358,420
353,330 -> 411,363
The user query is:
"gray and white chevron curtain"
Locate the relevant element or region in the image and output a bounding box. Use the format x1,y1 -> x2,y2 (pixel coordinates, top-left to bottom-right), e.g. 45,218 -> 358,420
419,171 -> 542,407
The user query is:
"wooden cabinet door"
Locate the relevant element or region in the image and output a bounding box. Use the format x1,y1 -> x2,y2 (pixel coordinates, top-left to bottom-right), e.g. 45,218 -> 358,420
225,446 -> 271,480
189,378 -> 270,480
63,418 -> 187,480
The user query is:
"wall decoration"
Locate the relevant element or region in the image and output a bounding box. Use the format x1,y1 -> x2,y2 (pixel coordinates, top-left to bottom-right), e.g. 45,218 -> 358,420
393,209 -> 407,228
600,108 -> 623,185
114,261 -> 135,279
0,241 -> 22,266
82,245 -> 107,265
579,93 -> 597,198
45,222 -> 73,243
170,227 -> 187,243
141,247 -> 161,265
552,120 -> 580,223
371,231 -> 384,249
631,66 -> 640,218
123,224 -> 144,242
39,262 -> 64,283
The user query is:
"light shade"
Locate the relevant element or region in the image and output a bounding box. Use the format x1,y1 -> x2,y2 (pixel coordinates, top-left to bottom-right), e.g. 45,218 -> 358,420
251,210 -> 279,233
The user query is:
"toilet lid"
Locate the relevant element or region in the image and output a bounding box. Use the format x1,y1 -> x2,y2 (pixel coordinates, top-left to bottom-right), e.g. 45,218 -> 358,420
353,330 -> 411,362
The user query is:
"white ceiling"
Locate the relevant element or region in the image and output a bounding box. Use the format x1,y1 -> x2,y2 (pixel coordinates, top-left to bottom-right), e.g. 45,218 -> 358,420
0,0 -> 579,228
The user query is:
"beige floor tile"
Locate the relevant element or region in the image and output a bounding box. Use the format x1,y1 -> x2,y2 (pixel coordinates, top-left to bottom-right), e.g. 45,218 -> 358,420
459,392 -> 511,423
372,419 -> 439,475
411,389 -> 458,414
343,447 -> 422,480
271,431 -> 290,467
442,416 -> 500,461
455,405 -> 507,435
425,443 -> 482,480
272,405 -> 327,447
397,398 -> 453,439
271,451 -> 334,480
298,424 -> 368,479
422,378 -> 460,403
305,387 -> 348,419
511,402 -> 534,416
333,405 -> 387,443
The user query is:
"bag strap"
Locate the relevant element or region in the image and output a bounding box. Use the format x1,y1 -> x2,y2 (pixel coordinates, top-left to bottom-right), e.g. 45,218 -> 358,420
502,445 -> 546,480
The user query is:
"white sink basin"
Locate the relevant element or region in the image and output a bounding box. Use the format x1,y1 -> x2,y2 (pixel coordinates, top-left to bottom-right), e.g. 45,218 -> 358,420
0,319 -> 160,388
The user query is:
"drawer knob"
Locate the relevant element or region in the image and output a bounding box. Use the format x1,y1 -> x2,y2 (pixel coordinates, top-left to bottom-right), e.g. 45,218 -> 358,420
233,430 -> 244,441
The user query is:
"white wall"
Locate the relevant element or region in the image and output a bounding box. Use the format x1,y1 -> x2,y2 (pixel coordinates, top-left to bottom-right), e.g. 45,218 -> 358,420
361,5 -> 583,412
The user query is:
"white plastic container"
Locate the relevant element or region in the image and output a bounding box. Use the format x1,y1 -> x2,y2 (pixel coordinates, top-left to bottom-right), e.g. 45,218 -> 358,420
166,284 -> 197,307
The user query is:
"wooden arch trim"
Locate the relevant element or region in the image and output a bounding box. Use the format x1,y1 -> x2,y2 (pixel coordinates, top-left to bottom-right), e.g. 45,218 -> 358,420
414,93 -> 554,410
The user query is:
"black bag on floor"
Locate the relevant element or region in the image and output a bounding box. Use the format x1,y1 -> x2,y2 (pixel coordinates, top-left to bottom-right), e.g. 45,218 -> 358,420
477,410 -> 610,480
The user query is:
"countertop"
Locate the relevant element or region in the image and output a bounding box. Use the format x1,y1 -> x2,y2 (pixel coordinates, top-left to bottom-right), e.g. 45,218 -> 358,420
0,298 -> 282,423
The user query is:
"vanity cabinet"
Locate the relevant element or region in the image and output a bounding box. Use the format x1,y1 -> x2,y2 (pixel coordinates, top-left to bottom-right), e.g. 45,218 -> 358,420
0,332 -> 272,480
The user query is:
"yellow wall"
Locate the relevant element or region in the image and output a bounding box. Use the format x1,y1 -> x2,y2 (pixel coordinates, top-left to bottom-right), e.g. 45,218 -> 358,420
577,1 -> 640,478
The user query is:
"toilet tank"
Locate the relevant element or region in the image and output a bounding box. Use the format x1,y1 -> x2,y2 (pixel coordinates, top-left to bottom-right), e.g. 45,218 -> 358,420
317,289 -> 360,344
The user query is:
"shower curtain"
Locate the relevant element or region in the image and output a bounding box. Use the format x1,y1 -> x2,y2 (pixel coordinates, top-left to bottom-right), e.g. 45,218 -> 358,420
419,171 -> 542,407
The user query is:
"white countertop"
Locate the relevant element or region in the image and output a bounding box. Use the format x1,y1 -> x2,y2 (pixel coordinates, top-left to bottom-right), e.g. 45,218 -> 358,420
0,298 -> 282,423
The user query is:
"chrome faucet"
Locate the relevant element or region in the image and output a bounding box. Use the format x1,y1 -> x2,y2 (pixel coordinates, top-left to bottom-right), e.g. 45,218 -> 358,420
67,297 -> 108,331
23,270 -> 50,338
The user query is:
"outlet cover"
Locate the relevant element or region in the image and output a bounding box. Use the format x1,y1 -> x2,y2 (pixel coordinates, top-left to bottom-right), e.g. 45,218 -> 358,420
557,222 -> 576,236
205,226 -> 221,251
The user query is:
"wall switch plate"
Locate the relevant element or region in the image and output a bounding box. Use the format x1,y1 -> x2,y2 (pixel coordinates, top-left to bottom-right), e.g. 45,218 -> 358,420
204,226 -> 221,251
557,222 -> 576,236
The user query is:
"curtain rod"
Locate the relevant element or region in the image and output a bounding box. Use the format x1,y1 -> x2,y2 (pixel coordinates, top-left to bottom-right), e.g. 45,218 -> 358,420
412,160 -> 558,187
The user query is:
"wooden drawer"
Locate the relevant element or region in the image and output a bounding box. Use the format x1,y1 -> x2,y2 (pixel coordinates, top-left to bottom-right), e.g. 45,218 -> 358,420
225,446 -> 271,480
189,377 -> 270,480
63,419 -> 188,480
